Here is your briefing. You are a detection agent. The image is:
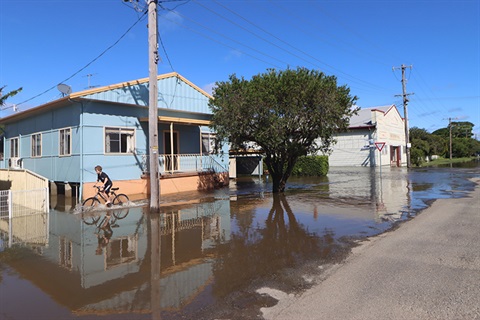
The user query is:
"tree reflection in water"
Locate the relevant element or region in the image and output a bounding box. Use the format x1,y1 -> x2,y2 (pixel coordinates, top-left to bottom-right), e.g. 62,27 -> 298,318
212,194 -> 351,300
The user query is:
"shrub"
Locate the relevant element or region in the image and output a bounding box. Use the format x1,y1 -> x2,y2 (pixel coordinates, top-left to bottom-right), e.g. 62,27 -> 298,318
292,155 -> 329,176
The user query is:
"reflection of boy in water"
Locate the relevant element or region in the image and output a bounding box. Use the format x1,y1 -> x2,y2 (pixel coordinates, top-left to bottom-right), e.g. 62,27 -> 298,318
95,212 -> 113,255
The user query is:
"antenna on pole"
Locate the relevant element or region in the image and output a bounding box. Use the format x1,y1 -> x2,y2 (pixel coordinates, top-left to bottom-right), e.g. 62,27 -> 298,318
84,73 -> 98,89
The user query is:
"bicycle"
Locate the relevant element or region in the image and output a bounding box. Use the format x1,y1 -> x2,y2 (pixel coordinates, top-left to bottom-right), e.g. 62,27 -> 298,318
82,185 -> 130,209
82,206 -> 130,226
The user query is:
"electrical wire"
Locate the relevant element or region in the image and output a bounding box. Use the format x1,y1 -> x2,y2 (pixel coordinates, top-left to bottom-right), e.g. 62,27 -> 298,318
158,12 -> 283,68
194,0 -> 387,91
15,10 -> 148,108
160,7 -> 290,66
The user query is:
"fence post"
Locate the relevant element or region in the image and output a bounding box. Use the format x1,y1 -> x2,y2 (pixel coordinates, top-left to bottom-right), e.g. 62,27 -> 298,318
8,190 -> 12,220
45,187 -> 49,213
8,190 -> 12,247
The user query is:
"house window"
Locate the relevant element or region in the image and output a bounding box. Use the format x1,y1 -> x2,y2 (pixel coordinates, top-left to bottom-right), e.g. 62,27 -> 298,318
31,133 -> 42,157
59,128 -> 71,156
10,137 -> 19,158
202,132 -> 217,154
105,236 -> 138,270
105,127 -> 135,154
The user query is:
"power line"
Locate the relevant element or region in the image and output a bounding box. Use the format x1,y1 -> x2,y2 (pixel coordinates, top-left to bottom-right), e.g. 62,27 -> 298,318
199,0 -> 386,91
158,12 -> 283,68
15,10 -> 147,108
160,7 -> 290,66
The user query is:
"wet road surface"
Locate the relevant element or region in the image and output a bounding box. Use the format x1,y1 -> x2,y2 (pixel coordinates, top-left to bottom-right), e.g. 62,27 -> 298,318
0,164 -> 478,319
261,176 -> 480,320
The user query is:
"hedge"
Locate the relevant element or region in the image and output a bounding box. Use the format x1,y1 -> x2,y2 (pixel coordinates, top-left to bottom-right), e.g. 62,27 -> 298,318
291,155 -> 329,176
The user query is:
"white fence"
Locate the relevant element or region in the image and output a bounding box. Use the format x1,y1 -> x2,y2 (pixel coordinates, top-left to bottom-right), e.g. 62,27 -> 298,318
0,188 -> 49,219
0,188 -> 49,249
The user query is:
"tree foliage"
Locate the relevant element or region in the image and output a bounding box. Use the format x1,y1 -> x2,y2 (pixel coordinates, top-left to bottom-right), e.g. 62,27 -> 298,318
209,67 -> 357,192
432,121 -> 475,139
410,124 -> 479,164
0,85 -> 22,107
410,126 -> 448,158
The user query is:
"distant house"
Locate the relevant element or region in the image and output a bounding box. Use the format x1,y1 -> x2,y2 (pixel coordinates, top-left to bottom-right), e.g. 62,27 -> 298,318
0,72 -> 229,199
327,105 -> 407,167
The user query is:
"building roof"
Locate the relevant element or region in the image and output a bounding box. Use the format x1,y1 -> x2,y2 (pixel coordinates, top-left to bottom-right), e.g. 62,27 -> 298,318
348,104 -> 400,129
70,72 -> 212,100
0,72 -> 211,125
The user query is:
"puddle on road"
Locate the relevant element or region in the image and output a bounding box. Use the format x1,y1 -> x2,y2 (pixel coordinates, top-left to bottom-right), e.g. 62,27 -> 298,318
0,165 -> 478,319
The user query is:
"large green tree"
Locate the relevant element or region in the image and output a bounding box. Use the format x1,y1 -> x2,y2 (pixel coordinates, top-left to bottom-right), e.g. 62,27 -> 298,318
432,121 -> 475,139
209,67 -> 357,193
410,126 -> 448,160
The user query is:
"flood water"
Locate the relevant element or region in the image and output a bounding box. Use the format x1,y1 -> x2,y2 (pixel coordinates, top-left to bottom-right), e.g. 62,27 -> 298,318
1,163 -> 479,320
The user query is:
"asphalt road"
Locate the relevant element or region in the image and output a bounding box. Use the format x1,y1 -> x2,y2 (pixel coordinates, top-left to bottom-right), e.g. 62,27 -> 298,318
260,178 -> 480,320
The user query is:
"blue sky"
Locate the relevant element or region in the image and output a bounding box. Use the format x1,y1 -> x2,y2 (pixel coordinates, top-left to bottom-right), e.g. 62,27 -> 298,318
1,0 -> 479,136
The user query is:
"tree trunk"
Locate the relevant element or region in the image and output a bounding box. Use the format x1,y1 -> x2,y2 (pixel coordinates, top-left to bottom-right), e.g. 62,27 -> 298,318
271,173 -> 287,193
266,156 -> 289,193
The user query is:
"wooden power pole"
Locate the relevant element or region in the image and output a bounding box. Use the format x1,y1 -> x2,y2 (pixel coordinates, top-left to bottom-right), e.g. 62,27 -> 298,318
148,0 -> 160,211
394,64 -> 413,168
445,117 -> 459,161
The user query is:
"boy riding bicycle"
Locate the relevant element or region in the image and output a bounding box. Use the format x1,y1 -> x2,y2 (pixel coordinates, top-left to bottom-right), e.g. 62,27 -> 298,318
94,165 -> 113,206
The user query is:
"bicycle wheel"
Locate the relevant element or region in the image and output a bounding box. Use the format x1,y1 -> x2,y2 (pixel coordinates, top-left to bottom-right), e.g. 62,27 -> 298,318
113,208 -> 130,220
113,194 -> 129,206
83,197 -> 101,208
81,198 -> 101,225
82,214 -> 100,226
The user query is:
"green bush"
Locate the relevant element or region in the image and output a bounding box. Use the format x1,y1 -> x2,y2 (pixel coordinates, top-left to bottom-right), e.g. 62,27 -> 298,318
410,147 -> 425,167
292,155 -> 329,176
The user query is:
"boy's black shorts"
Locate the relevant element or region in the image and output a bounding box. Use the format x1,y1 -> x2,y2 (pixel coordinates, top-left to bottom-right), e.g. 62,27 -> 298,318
104,182 -> 112,195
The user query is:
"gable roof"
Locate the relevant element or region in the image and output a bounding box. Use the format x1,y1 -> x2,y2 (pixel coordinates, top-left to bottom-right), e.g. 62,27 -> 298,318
348,104 -> 402,129
70,72 -> 212,100
0,72 -> 212,125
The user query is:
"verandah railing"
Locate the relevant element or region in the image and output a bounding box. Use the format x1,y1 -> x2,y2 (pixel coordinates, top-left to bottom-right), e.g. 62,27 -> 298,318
158,154 -> 227,174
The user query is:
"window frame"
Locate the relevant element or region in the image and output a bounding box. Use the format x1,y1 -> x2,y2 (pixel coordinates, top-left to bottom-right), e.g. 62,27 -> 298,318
104,127 -> 135,155
201,132 -> 217,154
10,137 -> 19,158
31,133 -> 42,158
59,127 -> 72,157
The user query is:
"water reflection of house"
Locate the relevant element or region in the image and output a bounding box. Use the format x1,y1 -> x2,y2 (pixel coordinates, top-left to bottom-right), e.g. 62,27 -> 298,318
325,167 -> 410,221
327,105 -> 407,167
3,199 -> 231,316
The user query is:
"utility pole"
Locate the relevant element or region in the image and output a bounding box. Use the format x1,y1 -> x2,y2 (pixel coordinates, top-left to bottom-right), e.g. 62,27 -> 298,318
394,64 -> 413,168
445,117 -> 459,161
148,0 -> 160,212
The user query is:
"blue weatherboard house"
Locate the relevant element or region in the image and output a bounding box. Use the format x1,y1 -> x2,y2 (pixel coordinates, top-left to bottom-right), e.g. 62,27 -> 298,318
0,72 -> 229,200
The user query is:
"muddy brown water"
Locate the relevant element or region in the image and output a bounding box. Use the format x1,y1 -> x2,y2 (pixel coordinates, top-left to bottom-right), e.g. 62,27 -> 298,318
1,164 -> 479,319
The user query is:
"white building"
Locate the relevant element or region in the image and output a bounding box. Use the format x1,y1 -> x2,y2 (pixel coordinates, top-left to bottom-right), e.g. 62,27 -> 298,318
327,105 -> 407,167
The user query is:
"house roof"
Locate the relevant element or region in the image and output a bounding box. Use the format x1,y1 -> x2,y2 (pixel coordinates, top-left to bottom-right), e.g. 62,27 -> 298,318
0,72 -> 212,125
70,72 -> 212,100
348,104 -> 400,129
